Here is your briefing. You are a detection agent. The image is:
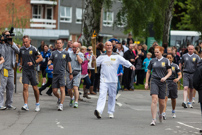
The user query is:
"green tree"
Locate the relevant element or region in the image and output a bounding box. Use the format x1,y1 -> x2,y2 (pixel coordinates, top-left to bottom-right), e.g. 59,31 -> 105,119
176,0 -> 202,36
82,0 -> 112,46
116,0 -> 175,44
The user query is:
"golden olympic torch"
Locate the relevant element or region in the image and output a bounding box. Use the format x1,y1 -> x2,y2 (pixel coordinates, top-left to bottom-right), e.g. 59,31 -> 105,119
91,31 -> 97,73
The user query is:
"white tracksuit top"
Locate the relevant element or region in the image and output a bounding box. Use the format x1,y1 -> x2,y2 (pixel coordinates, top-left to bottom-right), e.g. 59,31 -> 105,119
96,52 -> 133,83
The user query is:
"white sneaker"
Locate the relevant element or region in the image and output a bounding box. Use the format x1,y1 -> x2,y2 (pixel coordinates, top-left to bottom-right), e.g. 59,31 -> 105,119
192,99 -> 195,104
162,113 -> 166,120
58,104 -> 63,111
150,120 -> 156,126
188,103 -> 193,108
172,113 -> 176,118
109,113 -> 114,119
21,105 -> 29,111
35,104 -> 40,112
0,106 -> 6,110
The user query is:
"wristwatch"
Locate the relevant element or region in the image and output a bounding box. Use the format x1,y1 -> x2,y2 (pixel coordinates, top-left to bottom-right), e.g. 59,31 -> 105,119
70,73 -> 73,75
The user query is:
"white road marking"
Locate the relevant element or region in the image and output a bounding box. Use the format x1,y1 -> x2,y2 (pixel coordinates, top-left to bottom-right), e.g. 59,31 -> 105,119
116,102 -> 122,107
165,128 -> 172,130
55,119 -> 64,129
58,125 -> 64,129
116,94 -> 121,99
177,122 -> 201,131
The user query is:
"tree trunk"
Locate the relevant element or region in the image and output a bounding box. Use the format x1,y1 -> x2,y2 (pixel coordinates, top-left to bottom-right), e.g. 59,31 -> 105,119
163,0 -> 175,44
82,0 -> 104,46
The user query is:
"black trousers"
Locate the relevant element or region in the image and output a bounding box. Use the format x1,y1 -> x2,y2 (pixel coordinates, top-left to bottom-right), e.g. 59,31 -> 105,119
123,67 -> 133,89
93,73 -> 100,93
135,69 -> 144,85
39,78 -> 52,94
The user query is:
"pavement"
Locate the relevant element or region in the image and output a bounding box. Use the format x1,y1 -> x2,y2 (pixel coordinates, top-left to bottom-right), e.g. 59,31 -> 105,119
0,73 -> 202,135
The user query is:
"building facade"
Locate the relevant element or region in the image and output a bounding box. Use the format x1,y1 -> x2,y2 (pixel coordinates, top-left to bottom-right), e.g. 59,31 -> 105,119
59,0 -> 127,43
0,0 -> 127,47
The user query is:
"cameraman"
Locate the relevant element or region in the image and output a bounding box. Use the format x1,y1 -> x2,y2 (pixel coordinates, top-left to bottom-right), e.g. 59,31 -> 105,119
0,30 -> 20,110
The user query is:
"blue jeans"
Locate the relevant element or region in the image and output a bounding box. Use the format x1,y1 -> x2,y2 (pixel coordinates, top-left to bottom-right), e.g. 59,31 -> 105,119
83,75 -> 91,89
117,77 -> 121,94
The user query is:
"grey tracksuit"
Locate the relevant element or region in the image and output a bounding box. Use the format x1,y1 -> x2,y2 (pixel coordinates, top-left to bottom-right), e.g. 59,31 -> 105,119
0,42 -> 20,107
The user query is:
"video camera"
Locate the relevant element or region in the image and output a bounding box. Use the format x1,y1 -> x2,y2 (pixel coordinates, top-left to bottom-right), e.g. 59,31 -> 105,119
0,27 -> 15,44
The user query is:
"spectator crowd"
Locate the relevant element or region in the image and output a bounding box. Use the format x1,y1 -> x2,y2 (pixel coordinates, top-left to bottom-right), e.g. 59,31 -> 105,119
1,31 -> 202,128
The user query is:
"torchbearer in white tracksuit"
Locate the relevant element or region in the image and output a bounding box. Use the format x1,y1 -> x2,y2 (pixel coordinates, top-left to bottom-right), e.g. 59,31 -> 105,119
93,41 -> 135,119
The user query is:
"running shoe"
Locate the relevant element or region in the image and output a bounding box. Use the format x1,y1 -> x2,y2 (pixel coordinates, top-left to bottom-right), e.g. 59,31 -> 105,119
109,113 -> 114,119
74,102 -> 78,108
182,102 -> 187,108
35,104 -> 40,112
172,113 -> 176,118
69,99 -> 74,107
94,110 -> 101,119
21,105 -> 29,111
0,106 -> 6,110
6,105 -> 16,110
58,104 -> 63,111
162,113 -> 166,120
150,120 -> 156,126
187,102 -> 193,108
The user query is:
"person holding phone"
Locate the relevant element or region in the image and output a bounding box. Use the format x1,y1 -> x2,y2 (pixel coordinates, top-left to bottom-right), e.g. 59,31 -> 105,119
66,42 -> 84,108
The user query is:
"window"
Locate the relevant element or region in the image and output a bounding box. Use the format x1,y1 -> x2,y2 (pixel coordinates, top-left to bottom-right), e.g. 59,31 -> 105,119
103,12 -> 113,27
60,6 -> 72,23
76,8 -> 83,24
46,6 -> 53,20
32,5 -> 42,19
117,16 -> 127,27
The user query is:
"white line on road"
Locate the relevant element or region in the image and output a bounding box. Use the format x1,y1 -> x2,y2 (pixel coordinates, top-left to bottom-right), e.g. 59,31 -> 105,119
116,94 -> 121,99
177,122 -> 201,131
165,128 -> 173,130
58,125 -> 64,129
55,119 -> 64,129
116,102 -> 122,107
